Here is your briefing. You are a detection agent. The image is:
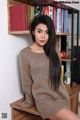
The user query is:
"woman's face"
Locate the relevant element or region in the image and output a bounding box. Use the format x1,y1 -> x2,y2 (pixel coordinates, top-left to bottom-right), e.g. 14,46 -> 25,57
33,23 -> 49,47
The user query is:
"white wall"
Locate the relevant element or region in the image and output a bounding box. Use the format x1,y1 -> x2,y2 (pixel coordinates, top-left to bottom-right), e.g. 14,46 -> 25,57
65,3 -> 80,10
0,0 -> 32,119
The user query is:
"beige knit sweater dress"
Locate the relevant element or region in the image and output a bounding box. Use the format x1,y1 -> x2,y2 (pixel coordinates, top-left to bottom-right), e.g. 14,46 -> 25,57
19,47 -> 70,119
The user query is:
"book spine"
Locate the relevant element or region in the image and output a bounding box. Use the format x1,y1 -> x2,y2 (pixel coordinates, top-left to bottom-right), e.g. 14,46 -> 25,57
24,5 -> 27,30
44,6 -> 53,20
53,7 -> 57,29
27,5 -> 31,30
34,6 -> 44,17
27,6 -> 34,30
31,6 -> 34,22
61,9 -> 64,33
61,65 -> 64,83
63,10 -> 69,33
56,8 -> 62,32
10,4 -> 27,31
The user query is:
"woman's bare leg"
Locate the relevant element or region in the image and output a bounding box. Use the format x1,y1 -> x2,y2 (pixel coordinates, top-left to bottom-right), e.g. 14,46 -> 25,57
48,108 -> 80,120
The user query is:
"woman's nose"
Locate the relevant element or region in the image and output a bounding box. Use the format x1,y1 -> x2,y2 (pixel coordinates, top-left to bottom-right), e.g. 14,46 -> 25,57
41,32 -> 45,38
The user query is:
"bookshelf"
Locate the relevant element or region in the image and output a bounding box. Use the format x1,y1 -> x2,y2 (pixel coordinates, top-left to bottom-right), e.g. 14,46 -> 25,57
7,0 -> 79,86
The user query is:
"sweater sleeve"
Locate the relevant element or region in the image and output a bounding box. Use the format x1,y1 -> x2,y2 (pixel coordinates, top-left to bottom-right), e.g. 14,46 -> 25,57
19,51 -> 35,108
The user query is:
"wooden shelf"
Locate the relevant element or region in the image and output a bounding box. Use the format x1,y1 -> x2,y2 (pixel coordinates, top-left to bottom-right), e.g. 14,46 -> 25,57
56,32 -> 71,36
10,98 -> 39,116
12,0 -> 79,11
9,30 -> 30,34
8,28 -> 80,36
61,58 -> 77,62
13,0 -> 53,6
9,30 -> 74,36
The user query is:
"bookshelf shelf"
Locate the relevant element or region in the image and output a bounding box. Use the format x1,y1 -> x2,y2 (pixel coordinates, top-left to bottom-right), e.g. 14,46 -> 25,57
61,58 -> 77,62
7,0 -> 22,6
56,32 -> 72,36
9,30 -> 76,36
9,30 -> 30,34
12,0 -> 79,11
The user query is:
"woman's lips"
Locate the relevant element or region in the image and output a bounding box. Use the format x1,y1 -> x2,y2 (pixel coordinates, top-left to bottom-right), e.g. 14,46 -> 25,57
40,40 -> 45,43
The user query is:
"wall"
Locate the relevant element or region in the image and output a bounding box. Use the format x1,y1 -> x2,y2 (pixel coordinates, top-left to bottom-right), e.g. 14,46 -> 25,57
0,0 -> 80,120
65,3 -> 80,10
0,0 -> 32,119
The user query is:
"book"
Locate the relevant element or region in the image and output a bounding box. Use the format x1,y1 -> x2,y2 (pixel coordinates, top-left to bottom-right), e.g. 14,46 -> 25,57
34,6 -> 44,17
27,5 -> 34,29
53,7 -> 57,29
56,8 -> 62,32
63,10 -> 69,33
61,9 -> 64,32
61,65 -> 64,83
10,4 -> 27,31
44,6 -> 53,20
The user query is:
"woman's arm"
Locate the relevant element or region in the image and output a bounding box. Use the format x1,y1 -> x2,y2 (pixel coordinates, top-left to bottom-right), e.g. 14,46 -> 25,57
19,51 -> 34,107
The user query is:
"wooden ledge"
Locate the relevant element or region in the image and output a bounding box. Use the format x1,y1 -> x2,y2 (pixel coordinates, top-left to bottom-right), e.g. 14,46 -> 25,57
10,98 -> 49,120
10,98 -> 40,116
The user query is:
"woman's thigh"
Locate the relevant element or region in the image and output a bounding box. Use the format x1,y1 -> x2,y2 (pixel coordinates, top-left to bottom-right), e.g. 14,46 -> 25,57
48,108 -> 80,120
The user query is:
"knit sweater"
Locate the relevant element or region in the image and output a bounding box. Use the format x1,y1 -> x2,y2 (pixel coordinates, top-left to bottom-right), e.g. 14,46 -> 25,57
19,47 -> 70,119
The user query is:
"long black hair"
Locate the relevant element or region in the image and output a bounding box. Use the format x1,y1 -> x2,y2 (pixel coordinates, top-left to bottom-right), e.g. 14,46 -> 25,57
30,15 -> 61,90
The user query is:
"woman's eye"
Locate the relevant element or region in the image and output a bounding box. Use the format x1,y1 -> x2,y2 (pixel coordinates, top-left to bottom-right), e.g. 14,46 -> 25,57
37,30 -> 41,33
46,31 -> 49,34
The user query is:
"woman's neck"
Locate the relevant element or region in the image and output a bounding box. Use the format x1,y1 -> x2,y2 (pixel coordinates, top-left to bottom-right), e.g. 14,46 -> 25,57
30,43 -> 44,53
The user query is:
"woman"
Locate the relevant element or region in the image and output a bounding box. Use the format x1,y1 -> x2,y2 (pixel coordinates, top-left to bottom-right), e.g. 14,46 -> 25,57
19,15 -> 80,120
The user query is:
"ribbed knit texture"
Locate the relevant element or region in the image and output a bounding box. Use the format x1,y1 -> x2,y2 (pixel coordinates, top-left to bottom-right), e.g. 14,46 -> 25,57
19,47 -> 70,119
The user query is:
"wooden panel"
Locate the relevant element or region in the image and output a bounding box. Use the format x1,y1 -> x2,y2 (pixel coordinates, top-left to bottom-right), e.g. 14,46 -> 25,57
10,98 -> 39,116
11,108 -> 43,120
10,98 -> 44,120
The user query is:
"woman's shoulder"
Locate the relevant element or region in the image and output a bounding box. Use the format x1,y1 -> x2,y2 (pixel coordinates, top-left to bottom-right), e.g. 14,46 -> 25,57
20,46 -> 30,55
19,46 -> 32,63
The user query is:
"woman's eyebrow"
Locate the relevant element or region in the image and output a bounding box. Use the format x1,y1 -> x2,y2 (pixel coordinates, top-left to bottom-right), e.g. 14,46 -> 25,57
37,28 -> 48,32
